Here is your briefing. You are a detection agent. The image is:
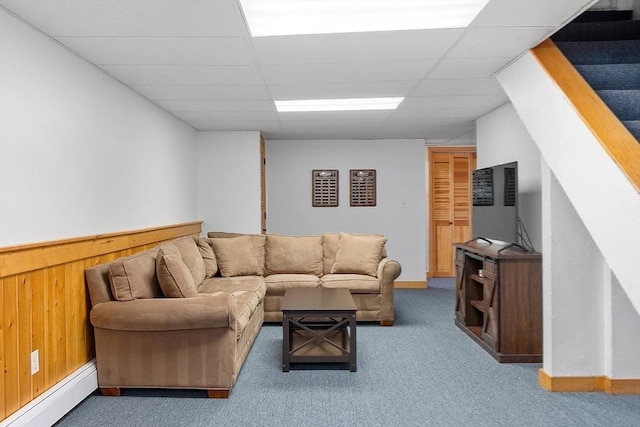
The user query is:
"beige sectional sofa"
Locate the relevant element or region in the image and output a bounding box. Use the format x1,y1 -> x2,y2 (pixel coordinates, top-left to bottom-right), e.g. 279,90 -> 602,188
206,231 -> 401,325
85,232 -> 401,398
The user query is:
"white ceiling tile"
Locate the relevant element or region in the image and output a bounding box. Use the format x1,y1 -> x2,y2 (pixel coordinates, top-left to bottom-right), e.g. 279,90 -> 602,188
130,85 -> 271,101
399,94 -> 508,110
375,125 -> 474,140
447,27 -> 554,58
471,0 -> 593,28
0,0 -> 591,141
252,29 -> 464,65
55,37 -> 255,66
384,117 -> 475,127
100,65 -> 264,85
156,100 -> 276,112
187,120 -> 281,132
267,81 -> 418,101
282,120 -> 383,130
388,105 -> 494,120
413,79 -> 504,96
427,58 -> 512,79
261,60 -> 437,85
172,111 -> 279,122
278,110 -> 394,122
283,128 -> 378,140
0,0 -> 246,37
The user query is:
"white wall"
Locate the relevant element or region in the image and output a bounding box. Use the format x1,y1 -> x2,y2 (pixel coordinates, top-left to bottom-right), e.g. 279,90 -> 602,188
476,103 -> 542,251
497,50 -> 640,380
265,139 -> 427,281
542,163 -> 605,376
0,9 -> 197,246
498,51 -> 640,315
196,131 -> 262,234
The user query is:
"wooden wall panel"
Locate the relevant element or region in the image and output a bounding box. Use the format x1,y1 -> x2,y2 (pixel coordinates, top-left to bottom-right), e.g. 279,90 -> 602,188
0,221 -> 202,421
3,276 -> 19,417
0,278 -> 5,418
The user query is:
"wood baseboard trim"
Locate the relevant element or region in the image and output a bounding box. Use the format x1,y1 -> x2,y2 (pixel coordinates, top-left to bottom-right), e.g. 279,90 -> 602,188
604,378 -> 640,394
394,281 -> 427,289
539,369 -> 640,394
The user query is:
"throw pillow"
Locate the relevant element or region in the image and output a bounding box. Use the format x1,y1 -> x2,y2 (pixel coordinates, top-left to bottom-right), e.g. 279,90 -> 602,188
207,232 -> 266,275
156,247 -> 198,298
331,232 -> 387,277
108,252 -> 162,301
265,234 -> 323,275
197,238 -> 218,278
210,236 -> 262,277
170,237 -> 206,285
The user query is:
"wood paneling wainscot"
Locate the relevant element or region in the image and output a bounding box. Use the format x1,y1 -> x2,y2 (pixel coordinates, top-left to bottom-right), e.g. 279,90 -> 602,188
0,221 -> 202,421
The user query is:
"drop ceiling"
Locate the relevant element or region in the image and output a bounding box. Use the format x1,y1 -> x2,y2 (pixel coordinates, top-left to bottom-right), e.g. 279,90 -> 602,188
0,0 -> 595,143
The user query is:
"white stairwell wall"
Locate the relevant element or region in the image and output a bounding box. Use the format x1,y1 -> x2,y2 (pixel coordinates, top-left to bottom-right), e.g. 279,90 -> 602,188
497,51 -> 640,380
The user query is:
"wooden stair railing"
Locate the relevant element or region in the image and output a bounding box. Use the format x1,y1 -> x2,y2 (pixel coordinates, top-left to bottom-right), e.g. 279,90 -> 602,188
531,39 -> 640,193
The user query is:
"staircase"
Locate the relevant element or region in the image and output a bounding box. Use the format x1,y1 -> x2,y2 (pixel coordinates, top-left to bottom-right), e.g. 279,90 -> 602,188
552,10 -> 640,142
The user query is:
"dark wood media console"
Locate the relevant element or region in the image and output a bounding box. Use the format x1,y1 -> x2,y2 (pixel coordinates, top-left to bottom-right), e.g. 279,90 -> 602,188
454,240 -> 542,363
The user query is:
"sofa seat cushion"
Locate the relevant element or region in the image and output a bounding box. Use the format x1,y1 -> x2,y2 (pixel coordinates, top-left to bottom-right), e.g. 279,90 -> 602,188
321,274 -> 380,293
198,276 -> 266,300
264,274 -> 320,296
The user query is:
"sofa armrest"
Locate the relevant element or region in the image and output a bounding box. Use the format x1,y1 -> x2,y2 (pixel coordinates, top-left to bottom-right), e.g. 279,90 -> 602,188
378,257 -> 401,282
377,258 -> 401,325
90,294 -> 237,332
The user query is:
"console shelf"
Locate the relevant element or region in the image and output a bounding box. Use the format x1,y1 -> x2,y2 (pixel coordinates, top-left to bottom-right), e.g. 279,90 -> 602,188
454,241 -> 542,363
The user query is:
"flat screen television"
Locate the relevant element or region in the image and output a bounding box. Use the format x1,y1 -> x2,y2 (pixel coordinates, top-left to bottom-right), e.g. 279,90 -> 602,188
471,161 -> 520,246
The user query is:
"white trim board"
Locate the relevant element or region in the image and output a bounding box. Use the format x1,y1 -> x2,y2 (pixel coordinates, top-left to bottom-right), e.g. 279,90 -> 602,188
1,360 -> 97,427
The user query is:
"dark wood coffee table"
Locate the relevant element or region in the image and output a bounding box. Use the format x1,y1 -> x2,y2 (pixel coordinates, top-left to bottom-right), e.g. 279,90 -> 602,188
282,288 -> 357,372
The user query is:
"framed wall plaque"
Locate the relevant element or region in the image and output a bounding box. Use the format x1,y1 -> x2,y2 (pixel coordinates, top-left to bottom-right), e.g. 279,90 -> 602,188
312,170 -> 339,207
350,169 -> 376,207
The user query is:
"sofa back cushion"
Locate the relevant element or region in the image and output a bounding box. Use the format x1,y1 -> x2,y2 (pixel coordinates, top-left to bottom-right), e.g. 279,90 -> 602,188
156,246 -> 198,298
208,232 -> 266,274
196,238 -> 218,278
108,252 -> 162,301
169,236 -> 206,285
330,232 -> 387,277
265,234 -> 323,275
323,232 -> 387,275
211,235 -> 263,277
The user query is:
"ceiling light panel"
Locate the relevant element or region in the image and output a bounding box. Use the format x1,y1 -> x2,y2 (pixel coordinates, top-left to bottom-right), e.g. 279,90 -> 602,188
275,98 -> 404,112
239,0 -> 490,37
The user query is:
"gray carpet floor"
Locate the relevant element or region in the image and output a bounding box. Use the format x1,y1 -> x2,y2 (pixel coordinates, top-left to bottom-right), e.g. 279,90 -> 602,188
56,285 -> 640,427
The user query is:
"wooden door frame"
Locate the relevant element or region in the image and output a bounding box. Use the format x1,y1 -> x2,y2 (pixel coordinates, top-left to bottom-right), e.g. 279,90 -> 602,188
427,146 -> 476,278
260,134 -> 267,234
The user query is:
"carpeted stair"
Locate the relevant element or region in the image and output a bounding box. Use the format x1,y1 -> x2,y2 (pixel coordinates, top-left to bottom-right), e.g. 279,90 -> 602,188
552,10 -> 640,142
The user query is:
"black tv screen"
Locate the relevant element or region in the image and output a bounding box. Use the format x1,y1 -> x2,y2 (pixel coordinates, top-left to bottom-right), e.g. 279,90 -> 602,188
472,161 -> 519,245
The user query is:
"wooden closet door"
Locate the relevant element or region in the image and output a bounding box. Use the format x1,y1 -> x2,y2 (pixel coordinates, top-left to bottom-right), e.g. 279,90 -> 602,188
429,148 -> 475,277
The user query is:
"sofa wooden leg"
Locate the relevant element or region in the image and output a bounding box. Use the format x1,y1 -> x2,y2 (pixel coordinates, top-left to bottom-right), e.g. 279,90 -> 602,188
100,387 -> 121,397
207,389 -> 230,399
380,320 -> 394,326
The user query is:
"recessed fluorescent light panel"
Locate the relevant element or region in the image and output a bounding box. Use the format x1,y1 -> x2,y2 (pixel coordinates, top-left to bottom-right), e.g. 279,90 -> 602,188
239,0 -> 490,37
275,98 -> 404,112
